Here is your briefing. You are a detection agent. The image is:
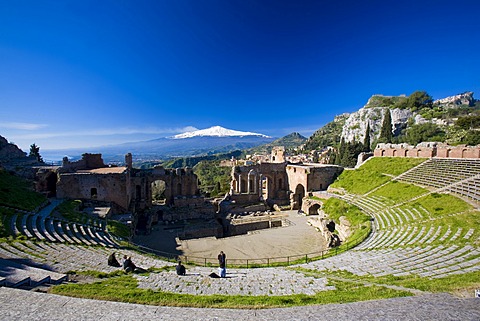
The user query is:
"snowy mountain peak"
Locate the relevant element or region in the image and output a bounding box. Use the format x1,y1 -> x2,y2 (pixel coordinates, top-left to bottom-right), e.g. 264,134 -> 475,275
172,126 -> 270,139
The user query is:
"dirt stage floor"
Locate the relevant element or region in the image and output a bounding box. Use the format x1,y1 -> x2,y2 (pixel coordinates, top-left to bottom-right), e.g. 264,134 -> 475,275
133,210 -> 328,262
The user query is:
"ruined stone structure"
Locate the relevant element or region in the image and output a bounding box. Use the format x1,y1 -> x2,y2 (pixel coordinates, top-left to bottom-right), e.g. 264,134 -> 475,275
54,153 -> 202,214
374,142 -> 480,159
229,147 -> 343,210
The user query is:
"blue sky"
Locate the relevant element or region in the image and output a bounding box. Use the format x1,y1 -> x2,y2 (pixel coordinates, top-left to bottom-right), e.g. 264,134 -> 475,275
1,0 -> 479,151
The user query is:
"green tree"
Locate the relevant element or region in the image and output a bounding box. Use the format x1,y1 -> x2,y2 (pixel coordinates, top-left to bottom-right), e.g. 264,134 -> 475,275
378,109 -> 393,143
462,130 -> 480,145
29,143 -> 43,162
407,91 -> 433,111
405,123 -> 445,145
456,115 -> 480,130
194,160 -> 231,197
363,123 -> 371,152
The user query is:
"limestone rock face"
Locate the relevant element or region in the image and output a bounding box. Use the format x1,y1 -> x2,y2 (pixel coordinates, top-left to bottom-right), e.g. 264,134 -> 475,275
434,91 -> 475,107
341,107 -> 413,143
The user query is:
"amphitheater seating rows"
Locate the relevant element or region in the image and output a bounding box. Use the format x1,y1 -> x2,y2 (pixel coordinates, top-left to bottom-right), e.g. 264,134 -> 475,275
6,210 -> 119,248
397,159 -> 480,203
326,158 -> 480,281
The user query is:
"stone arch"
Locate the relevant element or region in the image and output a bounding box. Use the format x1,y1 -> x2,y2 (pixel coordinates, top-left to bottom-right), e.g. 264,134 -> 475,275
393,149 -> 397,156
45,172 -> 57,197
308,203 -> 321,215
261,175 -> 273,200
91,187 -> 98,199
248,169 -> 257,194
462,149 -> 468,158
293,184 -> 305,210
381,150 -> 386,156
240,178 -> 247,193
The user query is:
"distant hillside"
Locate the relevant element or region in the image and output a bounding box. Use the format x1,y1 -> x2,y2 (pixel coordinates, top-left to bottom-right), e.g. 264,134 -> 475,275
246,132 -> 307,154
301,114 -> 348,152
156,150 -> 243,169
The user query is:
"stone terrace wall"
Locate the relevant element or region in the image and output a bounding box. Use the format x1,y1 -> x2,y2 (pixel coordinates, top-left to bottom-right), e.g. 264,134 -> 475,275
374,142 -> 480,159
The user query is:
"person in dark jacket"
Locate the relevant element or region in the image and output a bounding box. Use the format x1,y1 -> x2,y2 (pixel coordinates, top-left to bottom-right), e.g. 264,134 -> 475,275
176,261 -> 186,276
107,252 -> 121,267
217,251 -> 226,278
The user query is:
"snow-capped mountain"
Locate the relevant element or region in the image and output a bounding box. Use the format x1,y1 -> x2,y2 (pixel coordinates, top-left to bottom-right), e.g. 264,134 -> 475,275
42,126 -> 274,163
172,126 -> 270,139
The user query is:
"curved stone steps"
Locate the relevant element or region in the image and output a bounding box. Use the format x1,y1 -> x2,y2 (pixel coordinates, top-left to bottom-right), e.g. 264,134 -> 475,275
61,222 -> 84,245
93,229 -> 118,248
20,214 -> 34,238
365,229 -> 395,249
383,226 -> 410,248
77,225 -> 98,245
27,215 -> 45,241
86,226 -> 113,247
406,226 -> 426,245
398,226 -> 419,247
70,224 -> 93,246
53,221 -> 76,244
8,214 -> 19,236
37,216 -> 57,242
45,218 -> 66,243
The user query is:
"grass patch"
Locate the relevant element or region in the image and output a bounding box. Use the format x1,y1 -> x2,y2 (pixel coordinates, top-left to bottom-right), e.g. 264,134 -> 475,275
57,200 -> 86,223
106,220 -> 131,239
322,198 -> 370,226
370,181 -> 427,203
330,157 -> 426,195
0,207 -> 16,237
295,268 -> 480,295
412,193 -> 472,217
50,274 -> 411,308
0,169 -> 47,211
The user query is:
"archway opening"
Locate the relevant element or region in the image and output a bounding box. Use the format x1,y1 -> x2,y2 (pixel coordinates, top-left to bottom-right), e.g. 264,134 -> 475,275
151,180 -> 166,205
294,184 -> 305,210
46,172 -> 57,197
309,203 -> 321,215
90,188 -> 97,199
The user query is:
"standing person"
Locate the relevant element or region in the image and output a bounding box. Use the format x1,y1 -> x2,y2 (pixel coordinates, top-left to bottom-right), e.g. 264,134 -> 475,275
217,251 -> 226,278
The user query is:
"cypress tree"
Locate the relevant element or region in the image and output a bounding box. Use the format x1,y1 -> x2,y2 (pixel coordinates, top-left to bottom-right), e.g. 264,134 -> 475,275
363,122 -> 371,151
379,109 -> 393,143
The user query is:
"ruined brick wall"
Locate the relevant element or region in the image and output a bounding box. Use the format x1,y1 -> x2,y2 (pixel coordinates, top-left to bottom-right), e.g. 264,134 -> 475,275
130,166 -> 200,208
61,153 -> 106,172
286,165 -> 343,192
57,172 -> 129,211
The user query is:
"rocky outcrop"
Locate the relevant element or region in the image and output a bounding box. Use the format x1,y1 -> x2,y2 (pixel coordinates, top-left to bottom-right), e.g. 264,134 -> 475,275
341,107 -> 413,143
0,135 -> 27,162
341,92 -> 477,144
434,91 -> 475,107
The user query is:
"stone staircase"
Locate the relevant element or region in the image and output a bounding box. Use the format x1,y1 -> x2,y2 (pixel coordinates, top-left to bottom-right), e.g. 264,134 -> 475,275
0,258 -> 67,289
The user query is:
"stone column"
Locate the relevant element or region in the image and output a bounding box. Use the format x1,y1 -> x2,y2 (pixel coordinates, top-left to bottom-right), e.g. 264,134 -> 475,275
238,174 -> 242,194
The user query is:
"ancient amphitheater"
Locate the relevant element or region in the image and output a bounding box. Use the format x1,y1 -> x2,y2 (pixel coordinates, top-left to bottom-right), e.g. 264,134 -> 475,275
1,157 -> 479,320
